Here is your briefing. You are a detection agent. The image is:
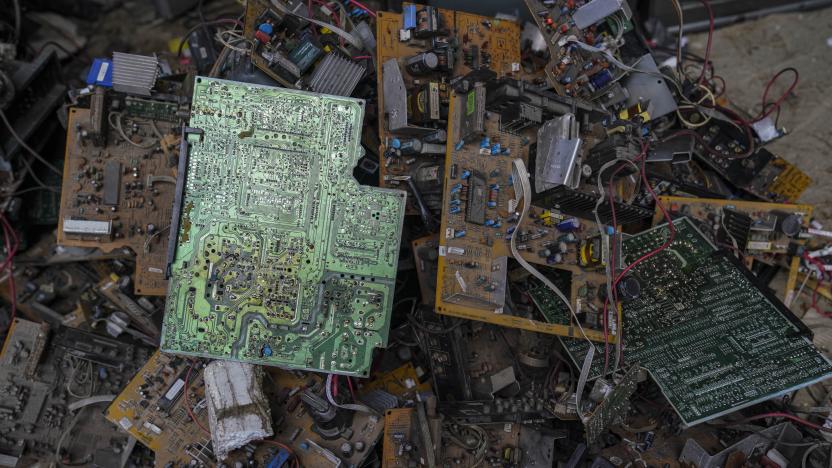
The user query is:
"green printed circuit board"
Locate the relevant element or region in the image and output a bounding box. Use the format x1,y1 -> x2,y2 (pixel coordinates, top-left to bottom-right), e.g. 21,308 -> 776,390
161,77 -> 406,376
531,217 -> 832,426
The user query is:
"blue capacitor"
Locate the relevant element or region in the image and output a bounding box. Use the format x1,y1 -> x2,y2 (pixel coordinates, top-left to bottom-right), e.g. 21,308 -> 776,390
403,4 -> 417,29
501,147 -> 511,155
589,69 -> 613,90
258,23 -> 274,35
508,175 -> 514,185
390,138 -> 402,149
493,220 -> 502,228
507,226 -> 516,235
449,206 -> 461,214
449,198 -> 461,206
480,136 -> 491,148
491,143 -> 501,155
455,139 -> 465,150
454,230 -> 467,238
546,253 -> 563,264
450,183 -> 462,194
262,343 -> 273,357
487,201 -> 497,208
489,183 -> 500,190
484,219 -> 495,227
606,226 -> 615,235
560,75 -> 572,85
556,217 -> 581,232
461,170 -> 471,179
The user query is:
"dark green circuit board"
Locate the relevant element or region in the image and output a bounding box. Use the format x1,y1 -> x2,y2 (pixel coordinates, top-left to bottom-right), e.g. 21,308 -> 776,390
161,77 -> 406,376
532,217 -> 832,426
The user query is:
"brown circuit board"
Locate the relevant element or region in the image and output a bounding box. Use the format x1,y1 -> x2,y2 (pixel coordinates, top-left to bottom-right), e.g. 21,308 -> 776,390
375,4 -> 521,211
523,0 -> 625,98
655,196 -> 812,266
107,351 -> 384,467
382,406 -> 527,467
435,92 -> 611,342
57,106 -> 179,296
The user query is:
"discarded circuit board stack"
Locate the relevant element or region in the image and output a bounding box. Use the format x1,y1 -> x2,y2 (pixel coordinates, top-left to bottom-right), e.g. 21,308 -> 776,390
5,0 -> 832,466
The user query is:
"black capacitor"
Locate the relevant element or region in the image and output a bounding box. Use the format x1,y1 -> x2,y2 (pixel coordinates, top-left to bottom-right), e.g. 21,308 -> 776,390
617,276 -> 641,302
405,52 -> 439,75
423,129 -> 447,143
777,213 -> 803,237
450,163 -> 458,179
398,138 -> 424,155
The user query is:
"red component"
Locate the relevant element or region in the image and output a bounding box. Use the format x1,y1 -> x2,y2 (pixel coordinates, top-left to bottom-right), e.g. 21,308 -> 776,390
567,0 -> 575,8
560,24 -> 569,33
545,18 -> 553,25
254,30 -> 271,43
585,32 -> 594,43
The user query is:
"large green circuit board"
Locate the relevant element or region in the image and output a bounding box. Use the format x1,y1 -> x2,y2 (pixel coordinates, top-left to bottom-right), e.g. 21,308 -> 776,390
161,77 -> 407,376
532,217 -> 832,426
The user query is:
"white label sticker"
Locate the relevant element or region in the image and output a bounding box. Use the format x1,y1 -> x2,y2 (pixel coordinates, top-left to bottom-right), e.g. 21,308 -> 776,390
96,62 -> 109,82
119,417 -> 133,430
164,378 -> 185,401
445,228 -> 454,239
438,246 -> 446,256
455,271 -> 467,292
746,241 -> 772,251
448,247 -> 465,255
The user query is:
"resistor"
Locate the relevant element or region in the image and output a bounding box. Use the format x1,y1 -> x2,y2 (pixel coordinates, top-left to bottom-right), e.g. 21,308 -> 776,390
487,188 -> 498,208
461,169 -> 471,180
491,143 -> 501,155
450,183 -> 463,194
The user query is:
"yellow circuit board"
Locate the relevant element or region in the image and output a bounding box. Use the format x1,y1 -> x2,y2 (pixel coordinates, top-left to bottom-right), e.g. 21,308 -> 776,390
375,4 -> 521,210
382,408 -> 414,468
654,196 -> 812,264
434,92 -> 611,342
107,351 -> 384,467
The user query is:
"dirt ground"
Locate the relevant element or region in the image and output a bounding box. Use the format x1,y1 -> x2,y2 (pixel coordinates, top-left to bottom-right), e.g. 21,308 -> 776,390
688,7 -> 832,224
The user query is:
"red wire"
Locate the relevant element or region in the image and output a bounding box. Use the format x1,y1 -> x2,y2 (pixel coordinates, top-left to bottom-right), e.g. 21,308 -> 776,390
753,67 -> 799,124
738,412 -> 831,433
602,160 -> 629,374
346,376 -> 357,401
347,0 -> 376,17
183,364 -> 212,435
614,145 -> 676,283
0,212 -> 19,345
696,0 -> 714,85
599,144 -> 675,374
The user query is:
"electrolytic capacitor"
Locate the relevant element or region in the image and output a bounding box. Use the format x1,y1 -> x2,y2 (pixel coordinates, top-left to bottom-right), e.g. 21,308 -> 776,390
405,52 -> 439,75
556,217 -> 581,232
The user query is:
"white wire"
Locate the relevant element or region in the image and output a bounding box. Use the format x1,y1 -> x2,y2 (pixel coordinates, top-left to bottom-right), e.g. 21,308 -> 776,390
269,0 -> 363,49
324,373 -> 377,414
593,157 -> 640,375
510,158 -> 594,421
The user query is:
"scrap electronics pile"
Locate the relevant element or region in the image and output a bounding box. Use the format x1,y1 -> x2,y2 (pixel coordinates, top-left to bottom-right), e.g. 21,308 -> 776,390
4,0 -> 832,466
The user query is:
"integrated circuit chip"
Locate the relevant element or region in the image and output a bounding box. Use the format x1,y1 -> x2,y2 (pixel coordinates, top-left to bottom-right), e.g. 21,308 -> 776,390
161,77 -> 406,376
